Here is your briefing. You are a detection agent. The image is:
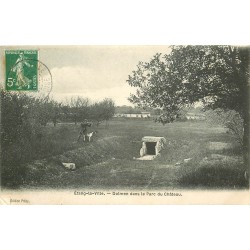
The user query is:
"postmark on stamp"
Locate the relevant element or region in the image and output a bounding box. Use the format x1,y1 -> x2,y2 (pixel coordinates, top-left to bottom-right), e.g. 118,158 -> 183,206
5,50 -> 38,91
36,60 -> 53,98
5,50 -> 53,99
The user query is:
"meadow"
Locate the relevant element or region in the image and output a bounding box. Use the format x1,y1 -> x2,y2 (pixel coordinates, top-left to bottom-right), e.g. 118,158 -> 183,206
3,118 -> 248,190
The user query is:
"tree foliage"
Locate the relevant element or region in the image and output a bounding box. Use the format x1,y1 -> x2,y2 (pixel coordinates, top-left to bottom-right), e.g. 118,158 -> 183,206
99,98 -> 116,124
68,97 -> 90,125
127,46 -> 249,122
127,45 -> 250,172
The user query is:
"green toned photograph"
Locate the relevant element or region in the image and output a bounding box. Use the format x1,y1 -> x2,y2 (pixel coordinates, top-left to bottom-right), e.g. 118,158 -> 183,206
0,46 -> 249,204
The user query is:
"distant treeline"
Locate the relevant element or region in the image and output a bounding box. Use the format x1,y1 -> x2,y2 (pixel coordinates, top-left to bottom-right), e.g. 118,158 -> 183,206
1,91 -> 115,127
115,105 -> 162,115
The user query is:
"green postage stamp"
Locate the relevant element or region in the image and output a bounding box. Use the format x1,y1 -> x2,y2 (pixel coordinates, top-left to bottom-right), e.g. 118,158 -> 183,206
5,50 -> 38,91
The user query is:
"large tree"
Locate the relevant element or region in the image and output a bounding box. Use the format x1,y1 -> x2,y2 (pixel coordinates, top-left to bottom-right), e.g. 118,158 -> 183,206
98,98 -> 115,128
69,96 -> 90,125
127,46 -> 250,179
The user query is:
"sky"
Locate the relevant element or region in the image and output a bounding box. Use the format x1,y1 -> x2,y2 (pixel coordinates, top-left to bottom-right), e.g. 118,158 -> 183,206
0,46 -> 171,106
38,46 -> 171,106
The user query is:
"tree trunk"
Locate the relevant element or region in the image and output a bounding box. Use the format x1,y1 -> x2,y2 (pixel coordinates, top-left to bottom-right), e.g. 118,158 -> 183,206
243,114 -> 249,180
242,48 -> 250,186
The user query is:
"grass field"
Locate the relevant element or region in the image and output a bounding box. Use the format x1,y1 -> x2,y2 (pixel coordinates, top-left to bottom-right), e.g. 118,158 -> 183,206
12,118 -> 248,190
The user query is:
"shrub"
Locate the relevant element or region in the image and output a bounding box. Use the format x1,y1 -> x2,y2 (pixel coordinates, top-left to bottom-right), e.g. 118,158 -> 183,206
206,109 -> 243,145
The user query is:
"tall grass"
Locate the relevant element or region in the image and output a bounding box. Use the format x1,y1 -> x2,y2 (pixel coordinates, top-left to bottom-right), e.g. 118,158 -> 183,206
1,118 -> 247,189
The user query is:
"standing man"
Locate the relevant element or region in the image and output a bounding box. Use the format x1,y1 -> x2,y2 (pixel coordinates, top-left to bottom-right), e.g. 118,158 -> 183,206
77,119 -> 92,142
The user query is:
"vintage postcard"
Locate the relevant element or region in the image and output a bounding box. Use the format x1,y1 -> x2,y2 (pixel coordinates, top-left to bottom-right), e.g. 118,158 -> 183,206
0,45 -> 249,204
